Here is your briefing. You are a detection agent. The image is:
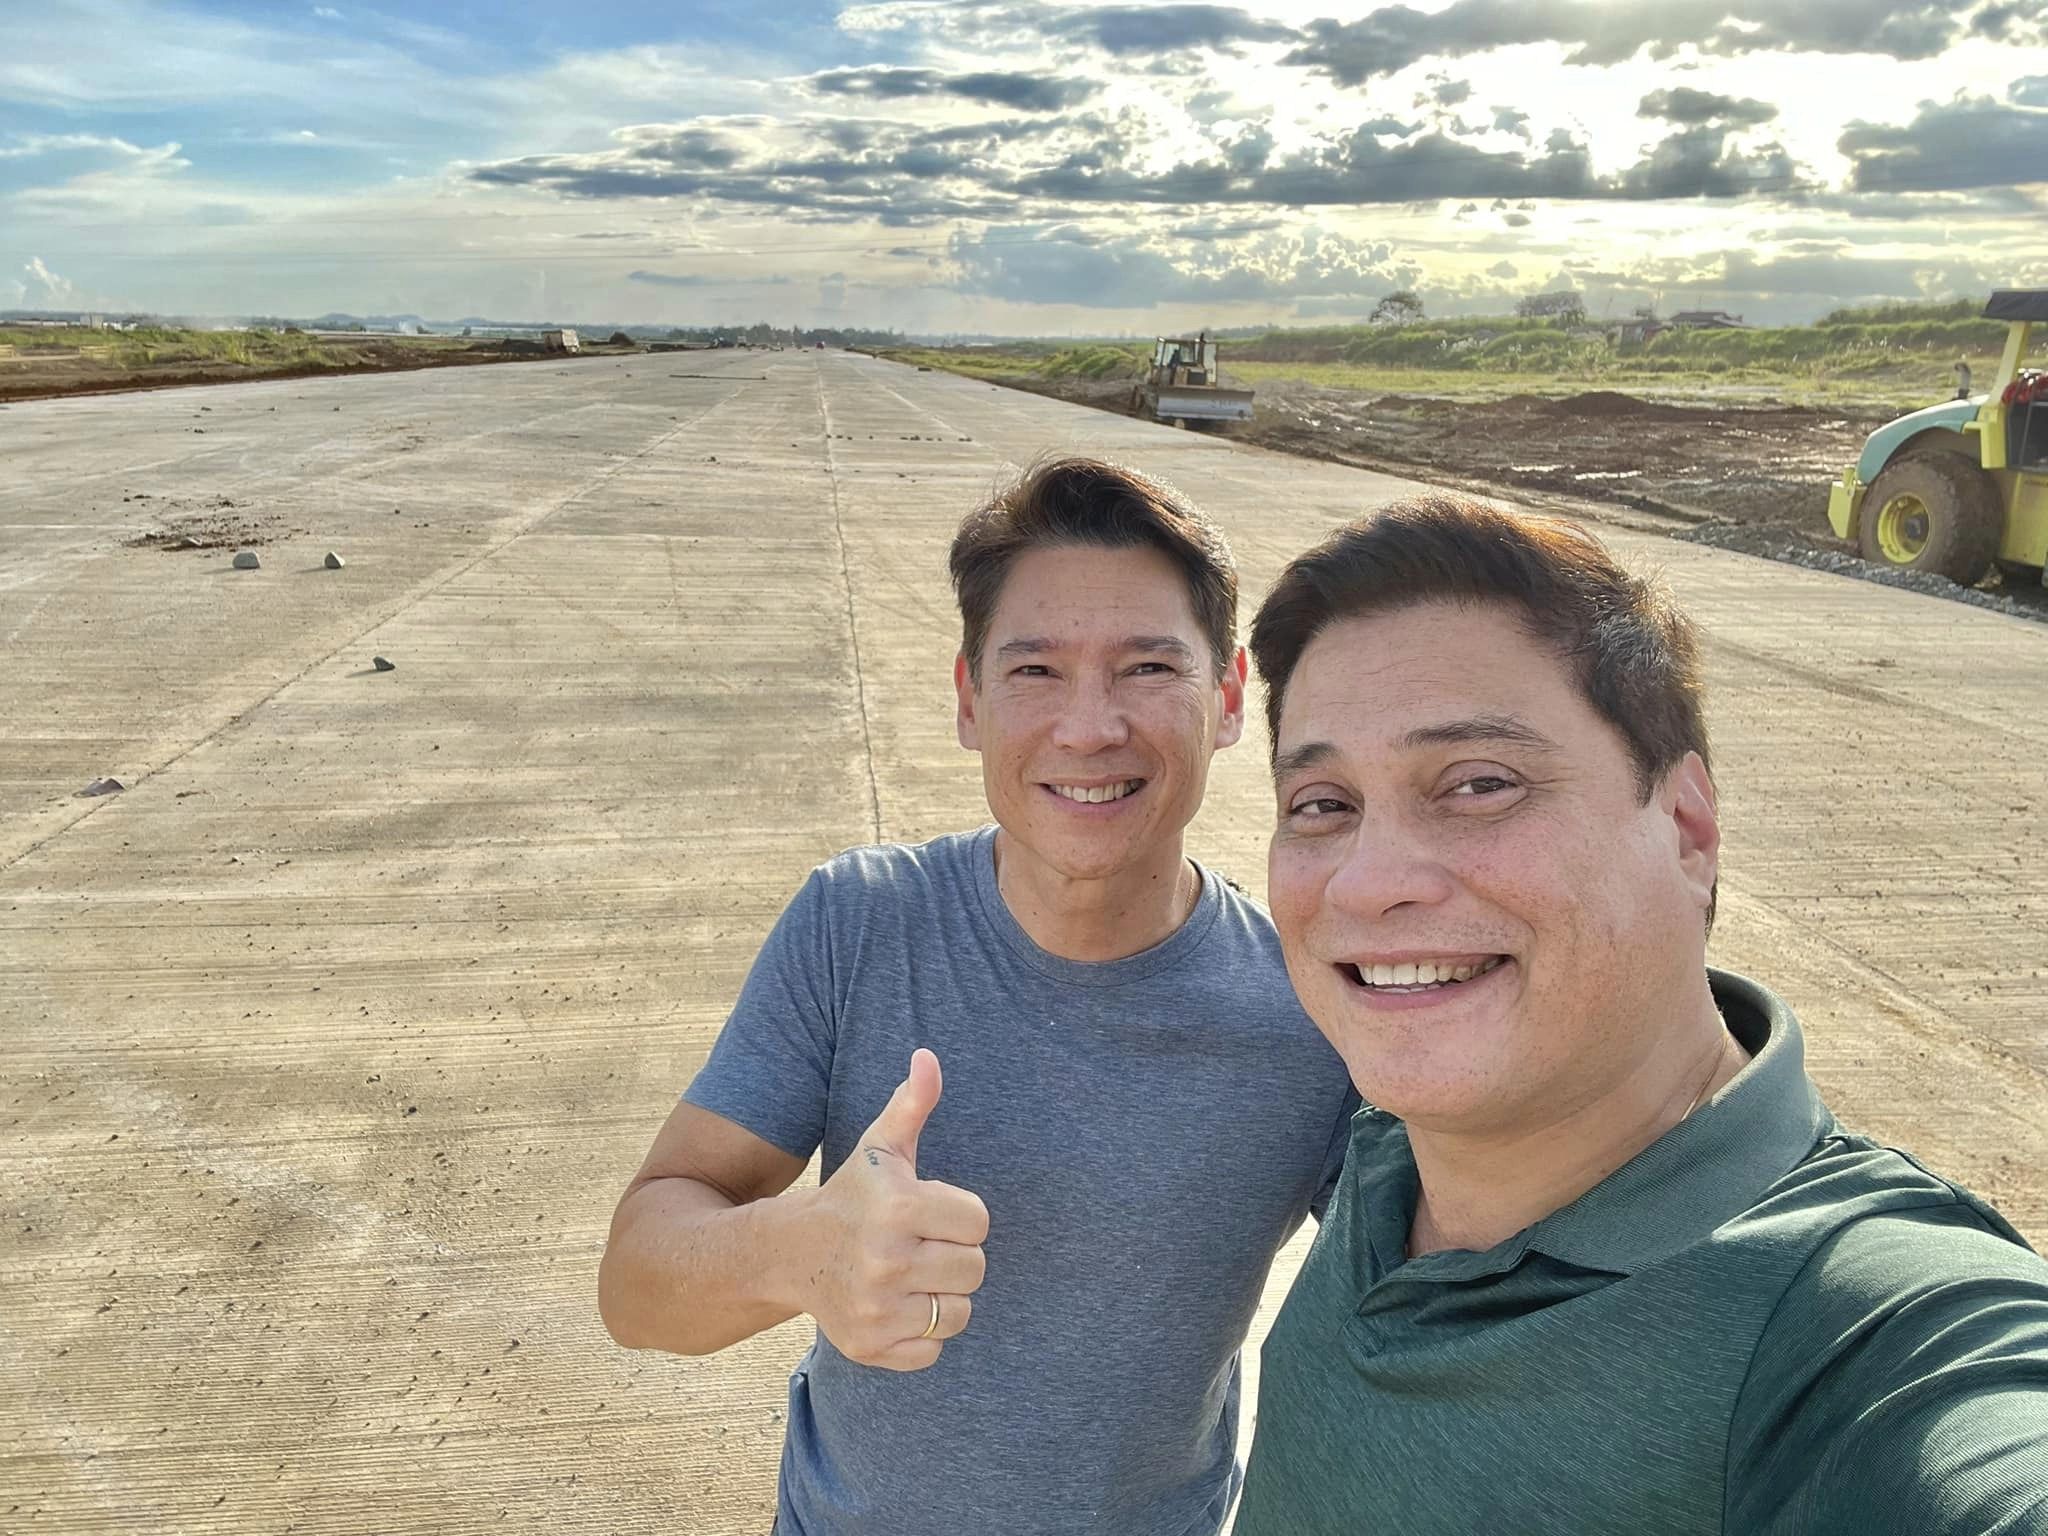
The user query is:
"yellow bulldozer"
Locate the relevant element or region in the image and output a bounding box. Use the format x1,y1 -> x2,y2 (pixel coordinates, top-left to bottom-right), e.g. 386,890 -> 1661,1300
1130,333 -> 1255,428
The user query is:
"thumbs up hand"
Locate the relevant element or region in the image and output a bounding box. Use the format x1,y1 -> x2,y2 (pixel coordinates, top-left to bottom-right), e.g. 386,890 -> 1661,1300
800,1049 -> 990,1371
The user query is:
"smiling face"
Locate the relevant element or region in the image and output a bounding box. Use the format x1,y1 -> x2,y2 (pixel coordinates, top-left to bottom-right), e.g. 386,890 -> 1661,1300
1267,600 -> 1719,1135
957,541 -> 1245,887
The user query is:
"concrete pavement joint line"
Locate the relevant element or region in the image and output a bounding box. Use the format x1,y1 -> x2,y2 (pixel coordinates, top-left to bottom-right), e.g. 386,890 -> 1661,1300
0,389 -> 733,878
816,369 -> 885,845
860,355 -> 970,442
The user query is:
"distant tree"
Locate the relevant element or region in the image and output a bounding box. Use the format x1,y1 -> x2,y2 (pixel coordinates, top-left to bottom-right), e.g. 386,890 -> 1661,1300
1516,289 -> 1586,325
1370,290 -> 1426,325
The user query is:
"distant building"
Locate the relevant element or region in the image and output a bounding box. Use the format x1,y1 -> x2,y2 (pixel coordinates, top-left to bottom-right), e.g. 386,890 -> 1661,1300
541,329 -> 581,353
1667,310 -> 1749,330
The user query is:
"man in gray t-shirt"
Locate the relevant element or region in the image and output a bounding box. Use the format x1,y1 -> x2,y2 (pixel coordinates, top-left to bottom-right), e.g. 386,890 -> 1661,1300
597,458 -> 1355,1535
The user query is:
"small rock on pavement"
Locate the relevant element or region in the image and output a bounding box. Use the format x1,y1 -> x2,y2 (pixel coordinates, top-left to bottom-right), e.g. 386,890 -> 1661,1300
78,777 -> 124,798
232,550 -> 260,570
372,656 -> 396,672
324,551 -> 345,569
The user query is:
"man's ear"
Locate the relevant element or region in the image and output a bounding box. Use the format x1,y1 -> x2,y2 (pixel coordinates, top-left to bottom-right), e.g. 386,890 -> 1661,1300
955,652 -> 980,751
1667,751 -> 1719,914
1213,646 -> 1249,751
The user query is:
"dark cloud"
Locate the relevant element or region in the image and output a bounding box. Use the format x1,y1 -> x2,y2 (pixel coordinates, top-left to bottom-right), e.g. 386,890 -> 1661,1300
1639,87 -> 1779,125
1432,78 -> 1473,106
2012,75 -> 2048,106
1221,124 -> 1274,174
1488,259 -> 1518,276
1975,0 -> 2048,41
1046,4 -> 1297,54
803,67 -> 1096,111
628,127 -> 744,169
1840,95 -> 2048,190
1502,211 -> 1532,225
1283,0 -> 1973,84
1617,127 -> 1802,198
908,117 -> 1077,146
1492,106 -> 1532,140
948,221 -> 1399,308
572,231 -> 653,240
469,82 -> 1819,231
998,116 -> 1604,207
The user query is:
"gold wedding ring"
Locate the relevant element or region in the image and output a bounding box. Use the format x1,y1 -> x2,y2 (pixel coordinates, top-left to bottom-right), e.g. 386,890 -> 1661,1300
920,1291 -> 941,1341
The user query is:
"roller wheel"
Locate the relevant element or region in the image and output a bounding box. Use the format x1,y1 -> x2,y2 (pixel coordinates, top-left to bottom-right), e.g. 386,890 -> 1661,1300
1857,454 -> 2002,586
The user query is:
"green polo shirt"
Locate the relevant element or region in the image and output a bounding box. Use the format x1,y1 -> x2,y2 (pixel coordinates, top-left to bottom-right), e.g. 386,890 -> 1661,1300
1237,970 -> 2048,1536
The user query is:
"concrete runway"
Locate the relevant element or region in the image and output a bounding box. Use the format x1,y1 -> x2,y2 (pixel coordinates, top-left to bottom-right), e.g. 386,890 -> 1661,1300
3,349 -> 2045,1532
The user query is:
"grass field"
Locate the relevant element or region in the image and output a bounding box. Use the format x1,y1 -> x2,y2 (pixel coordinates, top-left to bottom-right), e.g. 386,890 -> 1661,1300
881,300 -> 2010,414
0,325 -> 516,376
0,326 -> 524,401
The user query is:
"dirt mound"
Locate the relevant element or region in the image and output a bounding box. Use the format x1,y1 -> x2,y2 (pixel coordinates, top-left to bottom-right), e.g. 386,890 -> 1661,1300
1541,391 -> 1700,422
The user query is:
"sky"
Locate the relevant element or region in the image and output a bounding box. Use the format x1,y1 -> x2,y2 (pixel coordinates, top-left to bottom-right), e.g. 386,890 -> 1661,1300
4,0 -> 2047,333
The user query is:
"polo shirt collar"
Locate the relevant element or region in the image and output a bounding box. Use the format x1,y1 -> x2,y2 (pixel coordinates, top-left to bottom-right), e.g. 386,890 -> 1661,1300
1352,969 -> 1834,1282
1520,969 -> 1834,1274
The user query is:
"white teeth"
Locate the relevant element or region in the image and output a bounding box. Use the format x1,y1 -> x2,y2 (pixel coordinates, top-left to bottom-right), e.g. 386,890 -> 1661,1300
1051,780 -> 1140,803
1352,956 -> 1505,989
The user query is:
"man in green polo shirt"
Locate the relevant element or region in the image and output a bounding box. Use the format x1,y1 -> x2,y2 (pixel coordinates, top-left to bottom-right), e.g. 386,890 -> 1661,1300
1236,493 -> 2048,1535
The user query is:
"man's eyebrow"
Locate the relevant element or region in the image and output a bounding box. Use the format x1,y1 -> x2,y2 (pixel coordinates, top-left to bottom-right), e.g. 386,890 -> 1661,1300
994,637 -> 1058,659
1272,717 -> 1558,780
992,635 -> 1196,661
1272,741 -> 1338,782
1398,714 -> 1561,753
1123,635 -> 1196,661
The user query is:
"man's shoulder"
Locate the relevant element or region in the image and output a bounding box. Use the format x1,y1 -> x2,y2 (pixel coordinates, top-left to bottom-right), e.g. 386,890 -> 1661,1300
1751,1133 -> 2047,1341
1727,1141 -> 2048,1529
805,826 -> 989,906
1192,859 -> 1288,956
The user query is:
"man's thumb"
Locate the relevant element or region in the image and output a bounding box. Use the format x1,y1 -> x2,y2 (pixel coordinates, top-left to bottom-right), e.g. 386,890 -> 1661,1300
864,1048 -> 942,1169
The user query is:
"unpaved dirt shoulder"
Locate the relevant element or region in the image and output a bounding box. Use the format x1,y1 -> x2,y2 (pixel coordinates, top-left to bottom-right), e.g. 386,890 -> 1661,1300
968,366 -> 2048,619
0,344 -> 631,405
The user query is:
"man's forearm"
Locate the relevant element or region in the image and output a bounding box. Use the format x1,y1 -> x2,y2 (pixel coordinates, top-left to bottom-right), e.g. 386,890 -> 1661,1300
598,1177 -> 821,1355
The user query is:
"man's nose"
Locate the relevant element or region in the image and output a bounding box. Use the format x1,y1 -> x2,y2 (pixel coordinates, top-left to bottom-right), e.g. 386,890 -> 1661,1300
1323,816 -> 1456,919
1049,679 -> 1131,753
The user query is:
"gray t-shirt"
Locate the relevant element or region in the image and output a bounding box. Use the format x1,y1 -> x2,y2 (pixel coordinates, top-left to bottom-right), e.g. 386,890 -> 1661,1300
683,824 -> 1356,1536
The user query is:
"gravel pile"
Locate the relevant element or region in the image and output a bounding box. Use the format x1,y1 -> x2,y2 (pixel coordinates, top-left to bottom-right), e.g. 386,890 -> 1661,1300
1677,521 -> 2047,624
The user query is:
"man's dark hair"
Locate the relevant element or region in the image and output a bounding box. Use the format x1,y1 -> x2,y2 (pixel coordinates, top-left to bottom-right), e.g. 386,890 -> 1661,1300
949,456 -> 1238,682
1250,494 -> 1715,925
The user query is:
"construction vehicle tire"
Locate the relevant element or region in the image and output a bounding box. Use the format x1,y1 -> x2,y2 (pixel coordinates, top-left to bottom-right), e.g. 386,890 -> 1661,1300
1857,453 -> 2002,585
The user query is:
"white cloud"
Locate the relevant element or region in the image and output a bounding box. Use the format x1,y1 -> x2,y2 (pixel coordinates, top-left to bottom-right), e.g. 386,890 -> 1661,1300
313,5 -> 342,17
22,256 -> 75,305
0,132 -> 153,159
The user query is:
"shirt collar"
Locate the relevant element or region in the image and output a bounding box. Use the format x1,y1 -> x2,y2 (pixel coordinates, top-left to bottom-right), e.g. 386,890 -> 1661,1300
1349,969 -> 1835,1280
